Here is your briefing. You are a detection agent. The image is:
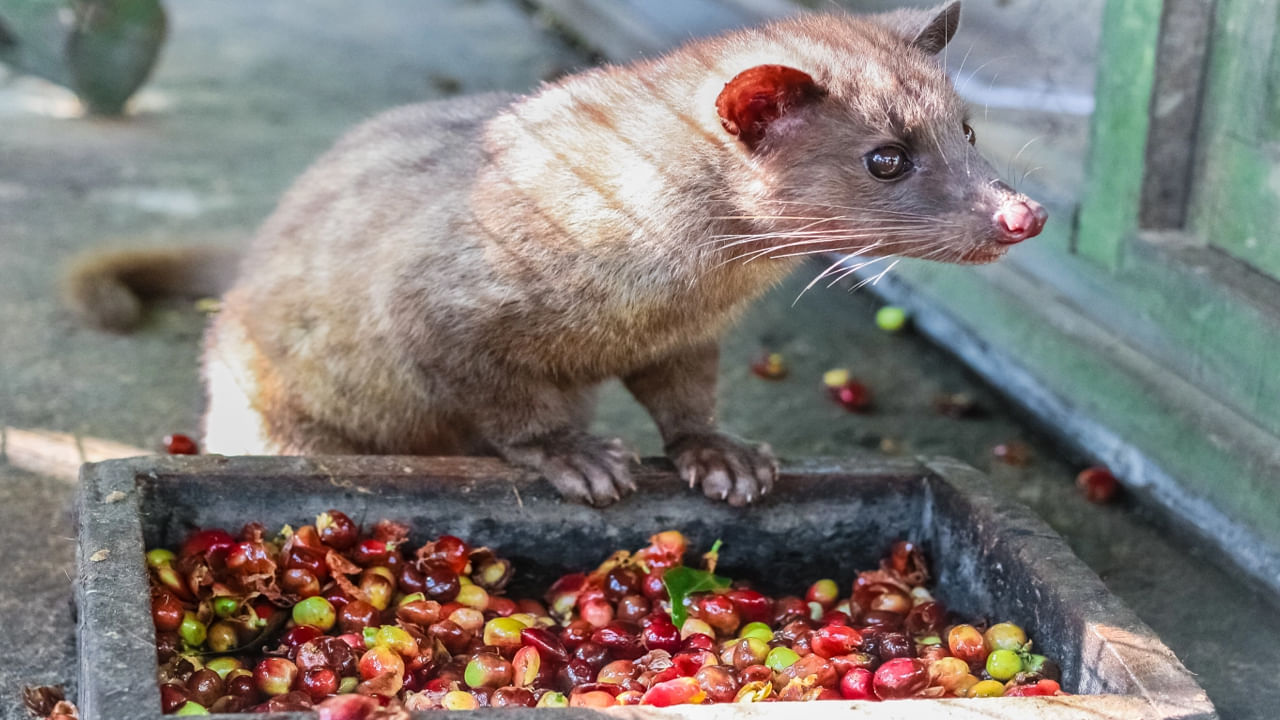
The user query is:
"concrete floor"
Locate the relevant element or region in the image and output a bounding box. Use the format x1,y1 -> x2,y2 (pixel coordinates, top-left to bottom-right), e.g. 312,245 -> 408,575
0,0 -> 1277,718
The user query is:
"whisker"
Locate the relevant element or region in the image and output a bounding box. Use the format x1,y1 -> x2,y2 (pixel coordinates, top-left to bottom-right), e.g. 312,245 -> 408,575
760,235 -> 943,261
849,258 -> 902,292
703,226 -> 933,256
735,232 -> 945,264
828,255 -> 893,288
1012,136 -> 1042,165
793,249 -> 883,305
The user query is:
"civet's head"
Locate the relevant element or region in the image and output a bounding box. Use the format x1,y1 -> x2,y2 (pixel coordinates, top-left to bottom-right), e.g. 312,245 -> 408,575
711,1 -> 1046,265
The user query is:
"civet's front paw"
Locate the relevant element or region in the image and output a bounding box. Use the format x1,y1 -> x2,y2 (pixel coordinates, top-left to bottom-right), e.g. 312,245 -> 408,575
668,432 -> 777,506
508,432 -> 637,507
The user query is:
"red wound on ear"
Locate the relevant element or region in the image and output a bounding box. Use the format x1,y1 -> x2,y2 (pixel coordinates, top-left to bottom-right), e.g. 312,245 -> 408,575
715,65 -> 823,150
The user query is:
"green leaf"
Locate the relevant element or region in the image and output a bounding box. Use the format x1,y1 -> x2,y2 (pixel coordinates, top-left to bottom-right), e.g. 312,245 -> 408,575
663,565 -> 731,628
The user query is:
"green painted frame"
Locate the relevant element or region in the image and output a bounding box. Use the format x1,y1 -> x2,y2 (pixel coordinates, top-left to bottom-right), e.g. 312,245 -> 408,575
1191,0 -> 1280,278
1074,0 -> 1162,268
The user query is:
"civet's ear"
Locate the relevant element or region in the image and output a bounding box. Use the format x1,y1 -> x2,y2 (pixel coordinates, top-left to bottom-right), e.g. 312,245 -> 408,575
876,1 -> 961,56
715,64 -> 825,151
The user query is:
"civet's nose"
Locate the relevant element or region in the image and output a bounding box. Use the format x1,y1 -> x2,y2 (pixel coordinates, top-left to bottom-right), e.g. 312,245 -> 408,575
993,198 -> 1048,244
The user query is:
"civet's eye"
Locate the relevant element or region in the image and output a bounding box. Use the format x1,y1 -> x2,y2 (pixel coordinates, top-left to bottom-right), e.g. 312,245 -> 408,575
864,146 -> 912,181
963,123 -> 976,145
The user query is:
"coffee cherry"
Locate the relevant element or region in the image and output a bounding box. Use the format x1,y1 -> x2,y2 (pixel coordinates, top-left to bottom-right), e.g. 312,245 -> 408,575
928,656 -> 971,692
515,626 -> 567,663
640,618 -> 680,653
1077,466 -> 1120,503
315,510 -> 357,550
396,598 -> 441,628
580,598 -> 614,628
876,306 -> 909,332
872,658 -> 927,699
640,676 -> 706,706
984,622 -> 1028,652
750,352 -> 788,380
947,624 -> 988,666
159,683 -> 190,713
597,658 -> 638,685
178,612 -> 206,648
464,652 -> 513,688
823,369 -> 873,412
588,621 -> 643,659
447,606 -> 484,634
441,690 -> 479,710
358,567 -> 395,611
806,578 -> 840,609
725,588 -> 772,623
811,624 -> 862,658
421,564 -> 461,602
205,621 -> 240,653
372,625 -> 418,658
292,596 -> 336,631
695,665 -> 738,702
301,667 -> 338,701
986,649 -> 1023,681
358,646 -> 405,691
422,535 -> 470,574
428,620 -> 471,654
603,566 -> 642,601
839,668 -> 875,700
336,600 -> 378,633
971,679 -> 1005,697
876,631 -> 915,661
765,646 -> 799,671
573,640 -> 611,671
479,617 -> 522,651
509,645 -> 541,687
491,686 -> 536,707
183,669 -> 222,707
570,689 -> 618,708
536,691 -> 569,708
254,658 -> 299,696
724,637 -> 766,670
151,592 -> 184,632
164,433 -> 199,455
697,594 -> 741,635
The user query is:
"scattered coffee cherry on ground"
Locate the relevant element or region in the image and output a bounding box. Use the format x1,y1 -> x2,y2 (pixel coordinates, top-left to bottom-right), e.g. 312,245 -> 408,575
875,305 -> 909,332
822,368 -> 873,412
1076,466 -> 1120,503
163,433 -> 199,455
749,351 -> 788,380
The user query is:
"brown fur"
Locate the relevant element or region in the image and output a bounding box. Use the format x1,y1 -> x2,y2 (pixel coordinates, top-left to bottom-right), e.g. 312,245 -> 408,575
67,3 -> 1046,506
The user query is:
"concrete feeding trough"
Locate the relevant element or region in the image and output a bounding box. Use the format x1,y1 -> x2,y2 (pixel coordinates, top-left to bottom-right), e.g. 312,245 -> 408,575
76,454 -> 1214,719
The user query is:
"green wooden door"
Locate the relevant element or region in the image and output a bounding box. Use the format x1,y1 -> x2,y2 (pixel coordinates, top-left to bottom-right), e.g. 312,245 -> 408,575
1193,0 -> 1280,280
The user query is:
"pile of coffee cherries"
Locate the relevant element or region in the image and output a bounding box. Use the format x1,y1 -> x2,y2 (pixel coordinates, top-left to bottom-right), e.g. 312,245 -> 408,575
148,516 -> 1066,714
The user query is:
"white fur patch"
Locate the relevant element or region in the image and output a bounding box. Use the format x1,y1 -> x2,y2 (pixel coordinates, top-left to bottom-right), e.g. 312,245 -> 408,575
201,315 -> 275,455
